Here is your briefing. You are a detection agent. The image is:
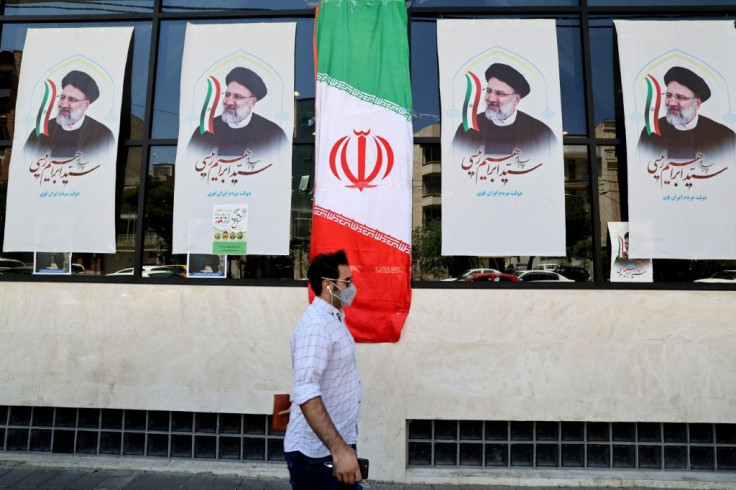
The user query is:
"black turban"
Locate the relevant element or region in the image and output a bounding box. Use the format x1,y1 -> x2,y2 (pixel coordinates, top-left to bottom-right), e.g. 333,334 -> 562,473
484,63 -> 530,98
664,66 -> 711,102
225,67 -> 267,100
61,70 -> 99,103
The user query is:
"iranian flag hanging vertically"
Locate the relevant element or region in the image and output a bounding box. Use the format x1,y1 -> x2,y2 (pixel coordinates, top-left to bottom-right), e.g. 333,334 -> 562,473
312,0 -> 413,343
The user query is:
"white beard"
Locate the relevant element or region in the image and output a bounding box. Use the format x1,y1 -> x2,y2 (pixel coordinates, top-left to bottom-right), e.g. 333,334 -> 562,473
485,101 -> 515,122
665,104 -> 696,127
221,104 -> 247,126
56,105 -> 85,127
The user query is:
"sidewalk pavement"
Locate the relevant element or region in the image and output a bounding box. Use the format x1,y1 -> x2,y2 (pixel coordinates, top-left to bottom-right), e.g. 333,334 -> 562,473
0,464 -> 688,490
0,458 -> 714,490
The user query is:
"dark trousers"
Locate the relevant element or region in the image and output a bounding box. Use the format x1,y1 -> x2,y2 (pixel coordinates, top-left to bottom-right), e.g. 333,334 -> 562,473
284,450 -> 361,490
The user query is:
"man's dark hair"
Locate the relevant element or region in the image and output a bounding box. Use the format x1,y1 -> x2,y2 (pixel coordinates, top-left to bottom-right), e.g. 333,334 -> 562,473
307,250 -> 349,296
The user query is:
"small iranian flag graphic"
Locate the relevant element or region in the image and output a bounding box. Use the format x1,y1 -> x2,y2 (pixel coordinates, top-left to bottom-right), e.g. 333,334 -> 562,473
644,73 -> 662,136
312,0 -> 412,342
462,71 -> 482,132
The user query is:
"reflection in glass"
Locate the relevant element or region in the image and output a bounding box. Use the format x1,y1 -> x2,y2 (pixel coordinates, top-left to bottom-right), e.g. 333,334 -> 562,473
589,18 -> 617,138
0,51 -> 19,142
557,20 -> 585,136
4,0 -> 153,15
0,23 -> 151,141
412,0 -> 577,6
411,143 -> 594,282
137,145 -> 313,280
411,20 -> 439,135
162,0 -> 314,11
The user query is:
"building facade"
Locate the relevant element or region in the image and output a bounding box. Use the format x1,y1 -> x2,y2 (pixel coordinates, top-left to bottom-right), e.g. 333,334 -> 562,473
1,1 -> 735,487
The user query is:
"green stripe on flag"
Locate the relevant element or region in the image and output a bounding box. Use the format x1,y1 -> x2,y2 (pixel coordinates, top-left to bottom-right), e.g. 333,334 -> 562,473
644,77 -> 654,135
316,0 -> 412,116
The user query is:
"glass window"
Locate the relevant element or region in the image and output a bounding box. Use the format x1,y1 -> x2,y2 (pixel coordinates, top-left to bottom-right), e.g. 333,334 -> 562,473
411,19 -> 440,135
411,143 -> 594,282
588,0 -> 734,5
0,22 -> 151,141
411,0 -> 578,7
140,144 -> 313,281
152,18 -> 314,140
3,0 -> 153,15
589,18 -> 617,139
162,0 -> 314,11
557,20 -> 586,136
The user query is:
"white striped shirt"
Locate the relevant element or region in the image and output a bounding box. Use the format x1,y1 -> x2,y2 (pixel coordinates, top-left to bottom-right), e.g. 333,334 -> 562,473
284,297 -> 362,458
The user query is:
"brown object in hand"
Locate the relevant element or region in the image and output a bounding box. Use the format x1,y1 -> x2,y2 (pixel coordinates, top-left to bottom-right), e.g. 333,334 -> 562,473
271,393 -> 290,432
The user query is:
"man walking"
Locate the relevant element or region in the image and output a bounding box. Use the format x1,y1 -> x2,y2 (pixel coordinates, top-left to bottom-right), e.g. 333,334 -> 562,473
284,250 -> 363,489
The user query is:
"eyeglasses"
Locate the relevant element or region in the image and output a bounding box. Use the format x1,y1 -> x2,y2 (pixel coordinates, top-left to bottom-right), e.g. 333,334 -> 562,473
663,92 -> 697,102
485,89 -> 517,98
223,92 -> 255,101
58,95 -> 87,103
322,276 -> 352,286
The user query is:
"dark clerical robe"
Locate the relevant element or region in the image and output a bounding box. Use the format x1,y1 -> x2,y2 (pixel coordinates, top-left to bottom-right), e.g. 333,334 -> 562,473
638,115 -> 736,160
25,117 -> 114,159
453,110 -> 556,156
189,113 -> 287,158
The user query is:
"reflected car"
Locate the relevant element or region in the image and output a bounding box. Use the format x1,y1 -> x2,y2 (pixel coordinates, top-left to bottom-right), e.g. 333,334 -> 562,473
533,263 -> 558,271
106,265 -> 162,277
147,265 -> 187,278
0,258 -> 25,269
0,266 -> 33,275
465,272 -> 519,283
694,270 -> 736,283
441,268 -> 502,281
553,266 -> 591,282
513,270 -> 574,282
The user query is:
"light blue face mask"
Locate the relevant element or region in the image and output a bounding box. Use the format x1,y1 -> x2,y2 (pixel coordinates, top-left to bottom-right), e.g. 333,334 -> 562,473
325,278 -> 357,307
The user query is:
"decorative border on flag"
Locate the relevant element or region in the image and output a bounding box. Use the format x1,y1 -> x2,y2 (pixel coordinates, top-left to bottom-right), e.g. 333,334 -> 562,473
317,72 -> 412,121
314,205 -> 411,254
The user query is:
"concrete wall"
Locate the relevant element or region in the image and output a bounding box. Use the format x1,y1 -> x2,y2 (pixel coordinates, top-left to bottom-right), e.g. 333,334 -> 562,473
1,282 -> 735,485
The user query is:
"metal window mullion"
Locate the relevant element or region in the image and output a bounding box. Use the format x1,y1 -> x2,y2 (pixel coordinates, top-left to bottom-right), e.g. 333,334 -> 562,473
132,2 -> 161,277
577,7 -> 605,285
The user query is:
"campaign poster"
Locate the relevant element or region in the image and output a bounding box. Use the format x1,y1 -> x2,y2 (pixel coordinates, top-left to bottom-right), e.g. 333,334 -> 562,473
172,23 -> 295,255
438,19 -> 565,256
212,204 -> 247,255
608,222 -> 653,283
615,21 -> 736,259
3,27 -> 133,253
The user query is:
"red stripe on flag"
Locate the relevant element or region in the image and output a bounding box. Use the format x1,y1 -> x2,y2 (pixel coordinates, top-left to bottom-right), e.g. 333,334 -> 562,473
469,71 -> 481,131
44,80 -> 56,136
310,213 -> 411,343
649,75 -> 662,136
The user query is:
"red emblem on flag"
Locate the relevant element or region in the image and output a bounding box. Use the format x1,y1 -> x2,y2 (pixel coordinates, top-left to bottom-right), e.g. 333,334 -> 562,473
329,130 -> 394,191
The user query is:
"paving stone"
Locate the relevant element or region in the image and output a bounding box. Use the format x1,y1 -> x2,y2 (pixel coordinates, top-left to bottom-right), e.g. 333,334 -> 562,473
12,469 -> 61,487
179,474 -> 243,489
259,478 -> 292,490
91,473 -> 137,490
61,471 -> 110,490
123,473 -> 190,489
38,471 -> 90,489
0,469 -> 38,488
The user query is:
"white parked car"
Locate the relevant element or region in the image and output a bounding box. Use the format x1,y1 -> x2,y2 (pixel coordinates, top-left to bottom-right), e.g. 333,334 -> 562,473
514,270 -> 573,282
694,270 -> 736,283
106,265 -> 162,277
533,263 -> 559,271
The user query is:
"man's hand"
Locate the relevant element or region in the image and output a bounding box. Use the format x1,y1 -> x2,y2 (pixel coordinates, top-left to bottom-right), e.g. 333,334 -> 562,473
332,443 -> 362,484
300,396 -> 362,483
